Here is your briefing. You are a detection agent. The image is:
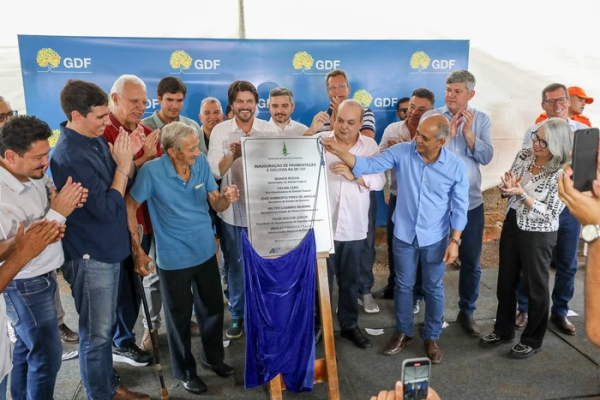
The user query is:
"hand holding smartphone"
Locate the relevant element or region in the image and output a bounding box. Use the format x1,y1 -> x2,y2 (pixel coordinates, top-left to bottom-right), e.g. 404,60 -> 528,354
401,357 -> 431,400
572,128 -> 600,192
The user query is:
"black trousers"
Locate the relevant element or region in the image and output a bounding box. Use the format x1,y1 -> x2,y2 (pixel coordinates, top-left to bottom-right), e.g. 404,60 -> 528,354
494,209 -> 557,349
359,191 -> 377,294
327,239 -> 364,331
158,255 -> 224,380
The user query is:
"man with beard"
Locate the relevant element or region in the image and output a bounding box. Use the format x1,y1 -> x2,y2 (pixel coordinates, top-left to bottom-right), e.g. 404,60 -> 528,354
207,80 -> 278,339
266,87 -> 308,136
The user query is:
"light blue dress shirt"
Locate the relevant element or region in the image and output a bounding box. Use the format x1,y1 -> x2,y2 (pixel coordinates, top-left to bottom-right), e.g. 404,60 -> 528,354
422,106 -> 493,210
352,141 -> 469,247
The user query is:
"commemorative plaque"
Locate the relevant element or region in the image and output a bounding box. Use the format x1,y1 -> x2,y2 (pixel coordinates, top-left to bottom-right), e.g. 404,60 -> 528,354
241,136 -> 334,257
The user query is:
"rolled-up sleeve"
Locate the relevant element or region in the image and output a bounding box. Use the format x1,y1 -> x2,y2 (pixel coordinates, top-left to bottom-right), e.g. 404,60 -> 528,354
450,161 -> 469,231
207,128 -> 227,180
469,113 -> 493,165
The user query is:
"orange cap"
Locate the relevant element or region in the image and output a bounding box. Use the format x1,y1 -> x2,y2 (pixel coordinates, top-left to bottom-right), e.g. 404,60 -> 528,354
568,86 -> 594,104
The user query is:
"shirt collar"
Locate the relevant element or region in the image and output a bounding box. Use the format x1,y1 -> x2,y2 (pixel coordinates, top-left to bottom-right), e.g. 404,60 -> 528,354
411,141 -> 448,164
59,121 -> 96,147
441,104 -> 473,117
229,117 -> 263,135
0,165 -> 34,195
161,154 -> 197,179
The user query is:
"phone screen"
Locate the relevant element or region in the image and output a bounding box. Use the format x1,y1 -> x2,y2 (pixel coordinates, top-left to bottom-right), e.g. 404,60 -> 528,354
402,359 -> 430,400
572,128 -> 600,192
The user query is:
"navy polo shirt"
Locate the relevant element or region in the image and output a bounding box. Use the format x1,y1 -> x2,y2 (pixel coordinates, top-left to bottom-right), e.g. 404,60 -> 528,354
130,154 -> 218,270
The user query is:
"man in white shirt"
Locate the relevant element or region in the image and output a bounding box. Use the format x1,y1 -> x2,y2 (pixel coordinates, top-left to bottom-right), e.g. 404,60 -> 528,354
0,219 -> 62,400
0,115 -> 86,400
207,80 -> 278,339
266,87 -> 309,136
318,99 -> 385,349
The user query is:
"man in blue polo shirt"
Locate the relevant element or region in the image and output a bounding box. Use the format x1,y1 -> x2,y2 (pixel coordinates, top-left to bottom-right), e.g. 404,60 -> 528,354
126,121 -> 239,395
322,114 -> 469,364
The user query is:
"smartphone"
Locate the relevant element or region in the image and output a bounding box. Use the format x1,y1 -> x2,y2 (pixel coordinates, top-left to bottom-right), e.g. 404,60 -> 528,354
401,357 -> 431,400
572,128 -> 599,192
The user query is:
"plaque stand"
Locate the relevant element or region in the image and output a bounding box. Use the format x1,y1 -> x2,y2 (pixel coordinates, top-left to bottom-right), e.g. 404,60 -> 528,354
268,252 -> 340,400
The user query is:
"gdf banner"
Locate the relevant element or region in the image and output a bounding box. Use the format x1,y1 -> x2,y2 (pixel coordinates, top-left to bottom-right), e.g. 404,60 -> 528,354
18,35 -> 469,225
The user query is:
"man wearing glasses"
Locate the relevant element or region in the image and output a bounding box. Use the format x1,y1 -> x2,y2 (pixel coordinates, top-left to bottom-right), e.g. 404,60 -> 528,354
517,83 -> 588,335
0,96 -> 17,128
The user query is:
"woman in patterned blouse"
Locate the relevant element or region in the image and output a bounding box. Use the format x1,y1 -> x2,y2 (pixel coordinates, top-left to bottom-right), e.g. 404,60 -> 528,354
479,117 -> 572,358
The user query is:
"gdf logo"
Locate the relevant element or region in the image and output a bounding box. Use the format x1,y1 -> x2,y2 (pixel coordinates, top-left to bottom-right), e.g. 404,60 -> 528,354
145,99 -> 160,110
36,48 -> 92,72
292,51 -> 340,74
352,90 -> 373,108
374,98 -> 400,108
410,51 -> 456,74
169,50 -> 221,74
257,99 -> 268,109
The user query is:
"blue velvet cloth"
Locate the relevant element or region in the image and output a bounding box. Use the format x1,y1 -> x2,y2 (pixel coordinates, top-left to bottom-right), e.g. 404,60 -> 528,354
242,229 -> 316,392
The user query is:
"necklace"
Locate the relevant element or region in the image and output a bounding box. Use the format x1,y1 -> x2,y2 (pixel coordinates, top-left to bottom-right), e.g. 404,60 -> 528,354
528,158 -> 547,173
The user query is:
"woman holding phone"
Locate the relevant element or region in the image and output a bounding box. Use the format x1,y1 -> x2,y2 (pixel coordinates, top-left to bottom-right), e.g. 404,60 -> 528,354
479,118 -> 572,358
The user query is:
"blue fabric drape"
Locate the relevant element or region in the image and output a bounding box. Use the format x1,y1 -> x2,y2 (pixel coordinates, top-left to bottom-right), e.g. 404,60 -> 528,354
242,229 -> 316,392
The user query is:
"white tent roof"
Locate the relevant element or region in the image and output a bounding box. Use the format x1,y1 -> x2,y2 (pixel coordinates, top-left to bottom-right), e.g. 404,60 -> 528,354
1,0 -> 598,190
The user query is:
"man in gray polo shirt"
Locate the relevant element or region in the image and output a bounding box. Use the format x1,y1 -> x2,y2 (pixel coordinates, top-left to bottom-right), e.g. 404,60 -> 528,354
141,76 -> 207,155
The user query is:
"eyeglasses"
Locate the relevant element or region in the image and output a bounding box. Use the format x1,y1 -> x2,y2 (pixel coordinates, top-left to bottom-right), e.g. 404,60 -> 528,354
327,83 -> 348,92
542,97 -> 568,106
0,110 -> 17,123
398,108 -> 408,114
531,131 -> 548,149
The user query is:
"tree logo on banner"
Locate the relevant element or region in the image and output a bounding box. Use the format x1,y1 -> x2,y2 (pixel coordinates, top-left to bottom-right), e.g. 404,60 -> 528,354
48,129 -> 60,148
292,51 -> 314,73
170,50 -> 193,74
410,51 -> 431,73
353,89 -> 373,108
36,48 -> 61,72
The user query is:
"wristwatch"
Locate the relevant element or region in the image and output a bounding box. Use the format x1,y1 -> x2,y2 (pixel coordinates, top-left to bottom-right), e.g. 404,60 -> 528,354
581,224 -> 600,243
449,238 -> 462,246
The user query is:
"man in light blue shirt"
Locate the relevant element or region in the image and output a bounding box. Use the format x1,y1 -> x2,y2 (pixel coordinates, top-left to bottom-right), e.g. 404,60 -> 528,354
421,70 -> 493,337
322,114 -> 469,364
126,122 -> 239,395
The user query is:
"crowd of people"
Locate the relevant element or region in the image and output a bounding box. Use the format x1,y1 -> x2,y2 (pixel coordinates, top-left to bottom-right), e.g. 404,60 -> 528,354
0,68 -> 598,400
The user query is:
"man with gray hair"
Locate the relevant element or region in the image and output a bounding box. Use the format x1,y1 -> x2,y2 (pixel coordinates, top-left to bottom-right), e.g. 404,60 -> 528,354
104,74 -> 161,367
322,113 -> 469,363
127,121 -> 239,394
266,87 -> 309,136
198,97 -> 225,151
0,96 -> 17,128
421,70 -> 493,338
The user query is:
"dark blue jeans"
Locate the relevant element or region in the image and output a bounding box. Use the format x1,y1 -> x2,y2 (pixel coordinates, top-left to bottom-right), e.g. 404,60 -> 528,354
458,204 -> 485,314
113,235 -> 150,348
359,191 -> 377,294
62,258 -> 121,399
219,221 -> 247,320
393,236 -> 448,340
517,207 -> 580,316
3,273 -> 62,400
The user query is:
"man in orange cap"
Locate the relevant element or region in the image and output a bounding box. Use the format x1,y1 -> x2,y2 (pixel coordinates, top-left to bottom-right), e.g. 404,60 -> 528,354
535,86 -> 593,127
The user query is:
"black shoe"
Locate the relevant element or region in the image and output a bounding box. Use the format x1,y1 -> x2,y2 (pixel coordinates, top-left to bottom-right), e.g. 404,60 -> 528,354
457,311 -> 481,337
179,376 -> 208,395
340,326 -> 372,349
372,285 -> 394,300
200,356 -> 234,378
226,319 -> 244,339
479,332 -> 514,348
315,326 -> 323,345
509,342 -> 540,359
112,343 -> 152,367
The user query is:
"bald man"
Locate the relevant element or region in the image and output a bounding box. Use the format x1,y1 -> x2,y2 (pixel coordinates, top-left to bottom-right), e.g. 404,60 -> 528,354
322,114 -> 469,363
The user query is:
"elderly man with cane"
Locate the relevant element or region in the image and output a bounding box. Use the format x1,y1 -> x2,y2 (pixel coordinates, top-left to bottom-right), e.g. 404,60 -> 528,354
127,121 -> 239,395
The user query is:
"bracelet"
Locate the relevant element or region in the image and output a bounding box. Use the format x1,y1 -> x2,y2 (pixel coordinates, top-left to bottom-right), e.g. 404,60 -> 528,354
351,175 -> 359,182
116,168 -> 130,179
518,191 -> 529,202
